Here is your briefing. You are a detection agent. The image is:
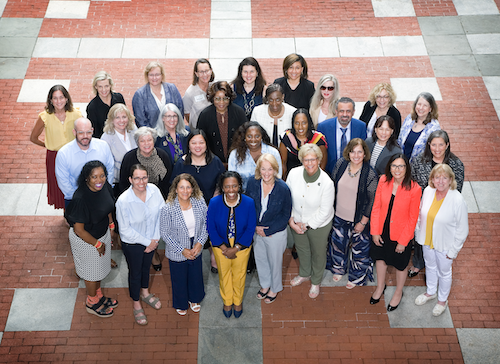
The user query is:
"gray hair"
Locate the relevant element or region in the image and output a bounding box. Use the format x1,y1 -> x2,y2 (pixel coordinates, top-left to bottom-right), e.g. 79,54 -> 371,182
155,103 -> 188,138
335,96 -> 355,111
134,126 -> 158,145
298,143 -> 323,163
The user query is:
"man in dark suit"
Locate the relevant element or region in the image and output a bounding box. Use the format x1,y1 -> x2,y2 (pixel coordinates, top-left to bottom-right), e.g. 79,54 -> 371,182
317,97 -> 367,174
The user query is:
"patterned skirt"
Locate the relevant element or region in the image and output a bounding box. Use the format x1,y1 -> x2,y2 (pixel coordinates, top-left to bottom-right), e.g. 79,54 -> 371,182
69,228 -> 111,281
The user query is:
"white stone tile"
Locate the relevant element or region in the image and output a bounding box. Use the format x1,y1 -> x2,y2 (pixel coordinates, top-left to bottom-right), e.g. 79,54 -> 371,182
211,1 -> 251,12
45,0 -> 90,19
5,288 -> 78,331
390,77 -> 443,101
122,38 -> 167,59
461,182 -> 479,213
452,0 -> 499,15
467,34 -> 500,54
210,20 -> 251,38
353,102 -> 366,120
470,181 -> 500,213
295,37 -> 340,58
483,76 -> 500,99
0,0 -> 7,17
209,38 -> 252,59
0,184 -> 41,215
457,328 -> 500,364
17,79 -> 71,103
91,0 -> 130,1
252,38 -> 296,59
381,36 -> 427,57
0,57 -> 30,79
211,10 -> 251,20
209,59 -> 242,81
372,0 -> 416,17
0,332 -> 2,345
32,38 -> 80,58
492,100 -> 500,121
338,37 -> 383,57
77,38 -> 124,58
0,18 -> 43,37
73,103 -> 88,118
35,184 -> 65,216
166,38 -> 210,59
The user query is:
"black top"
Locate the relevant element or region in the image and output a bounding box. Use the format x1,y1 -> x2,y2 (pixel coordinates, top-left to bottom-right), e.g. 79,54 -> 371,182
170,156 -> 226,204
359,102 -> 402,138
119,148 -> 172,198
273,77 -> 315,109
66,182 -> 115,239
197,104 -> 247,163
86,92 -> 126,138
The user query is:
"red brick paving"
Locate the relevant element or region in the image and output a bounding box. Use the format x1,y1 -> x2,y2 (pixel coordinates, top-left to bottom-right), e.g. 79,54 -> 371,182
412,0 -> 458,17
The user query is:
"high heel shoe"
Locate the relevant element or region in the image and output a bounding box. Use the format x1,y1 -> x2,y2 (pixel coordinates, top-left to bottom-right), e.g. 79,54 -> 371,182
387,292 -> 404,312
223,306 -> 232,318
234,306 -> 243,318
369,285 -> 386,305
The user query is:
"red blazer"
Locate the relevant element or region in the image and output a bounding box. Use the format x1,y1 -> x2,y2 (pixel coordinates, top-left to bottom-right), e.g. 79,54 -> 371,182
370,175 -> 421,246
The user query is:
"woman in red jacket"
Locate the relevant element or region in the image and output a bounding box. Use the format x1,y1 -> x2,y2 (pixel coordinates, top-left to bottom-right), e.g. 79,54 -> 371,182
369,154 -> 421,311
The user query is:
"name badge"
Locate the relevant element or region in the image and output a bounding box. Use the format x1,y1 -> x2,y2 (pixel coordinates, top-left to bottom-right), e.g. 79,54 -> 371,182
194,94 -> 205,102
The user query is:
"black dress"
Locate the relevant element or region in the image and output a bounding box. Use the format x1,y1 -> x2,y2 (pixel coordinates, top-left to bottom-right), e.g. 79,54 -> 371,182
370,194 -> 412,271
86,92 -> 126,138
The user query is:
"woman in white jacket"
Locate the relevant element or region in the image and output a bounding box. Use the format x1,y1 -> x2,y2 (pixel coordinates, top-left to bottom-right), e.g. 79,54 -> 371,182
414,164 -> 468,316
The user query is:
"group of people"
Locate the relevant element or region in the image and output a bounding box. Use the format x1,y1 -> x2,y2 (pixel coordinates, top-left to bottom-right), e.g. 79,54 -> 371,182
29,53 -> 469,324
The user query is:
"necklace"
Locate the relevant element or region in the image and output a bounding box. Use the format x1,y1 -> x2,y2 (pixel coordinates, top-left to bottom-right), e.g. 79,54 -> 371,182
347,163 -> 361,178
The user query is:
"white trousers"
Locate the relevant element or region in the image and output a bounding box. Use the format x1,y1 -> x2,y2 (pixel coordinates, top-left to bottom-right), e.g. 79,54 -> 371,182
422,245 -> 453,302
254,229 -> 287,293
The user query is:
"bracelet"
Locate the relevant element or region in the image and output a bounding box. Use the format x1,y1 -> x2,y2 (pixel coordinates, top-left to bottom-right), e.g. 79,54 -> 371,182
109,222 -> 115,231
235,245 -> 241,250
94,240 -> 103,249
360,221 -> 367,226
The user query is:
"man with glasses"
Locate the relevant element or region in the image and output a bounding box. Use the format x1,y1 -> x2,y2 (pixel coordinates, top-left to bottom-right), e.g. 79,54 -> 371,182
56,117 -> 115,208
317,97 -> 367,174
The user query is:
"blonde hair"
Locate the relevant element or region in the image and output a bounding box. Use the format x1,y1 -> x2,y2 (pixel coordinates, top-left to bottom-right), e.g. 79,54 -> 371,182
254,153 -> 279,179
144,61 -> 165,83
428,164 -> 457,190
298,144 -> 322,163
310,74 -> 340,117
166,173 -> 204,203
368,82 -> 396,107
92,71 -> 114,95
103,103 -> 136,134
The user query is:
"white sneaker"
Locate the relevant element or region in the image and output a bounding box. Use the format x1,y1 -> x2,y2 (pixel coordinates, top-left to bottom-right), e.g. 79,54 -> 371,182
415,293 -> 437,306
290,275 -> 310,287
432,302 -> 448,316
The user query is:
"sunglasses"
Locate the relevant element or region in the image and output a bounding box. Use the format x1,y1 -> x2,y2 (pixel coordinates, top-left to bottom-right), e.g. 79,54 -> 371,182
320,86 -> 335,91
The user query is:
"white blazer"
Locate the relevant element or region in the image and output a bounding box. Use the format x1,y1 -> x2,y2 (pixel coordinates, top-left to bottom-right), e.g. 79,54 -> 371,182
415,186 -> 469,259
251,102 -> 296,147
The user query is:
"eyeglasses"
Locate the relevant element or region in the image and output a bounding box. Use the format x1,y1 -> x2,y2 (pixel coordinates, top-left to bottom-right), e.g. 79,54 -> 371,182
376,95 -> 390,100
163,114 -> 178,120
196,69 -> 212,75
148,73 -> 162,78
214,97 -> 230,102
320,86 -> 335,91
303,158 -> 318,163
390,164 -> 406,170
132,176 -> 148,182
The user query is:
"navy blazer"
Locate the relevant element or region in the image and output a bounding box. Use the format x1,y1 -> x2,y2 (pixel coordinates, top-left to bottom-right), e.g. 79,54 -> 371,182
359,102 -> 402,138
154,128 -> 190,163
317,117 -> 367,174
245,178 -> 292,236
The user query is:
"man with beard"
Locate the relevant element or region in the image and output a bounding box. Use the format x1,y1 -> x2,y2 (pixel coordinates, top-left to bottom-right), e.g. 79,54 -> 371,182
56,117 -> 114,208
317,97 -> 367,174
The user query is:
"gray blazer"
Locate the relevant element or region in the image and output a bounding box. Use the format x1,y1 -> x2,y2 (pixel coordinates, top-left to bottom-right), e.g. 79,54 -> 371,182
101,130 -> 137,183
365,137 -> 402,176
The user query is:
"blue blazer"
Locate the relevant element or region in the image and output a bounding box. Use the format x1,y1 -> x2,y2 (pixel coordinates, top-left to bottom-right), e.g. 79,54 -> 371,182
132,82 -> 184,128
245,178 -> 292,236
207,194 -> 256,249
317,117 -> 367,173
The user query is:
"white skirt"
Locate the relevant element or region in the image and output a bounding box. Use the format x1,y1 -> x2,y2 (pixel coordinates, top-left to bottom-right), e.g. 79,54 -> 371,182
69,228 -> 111,281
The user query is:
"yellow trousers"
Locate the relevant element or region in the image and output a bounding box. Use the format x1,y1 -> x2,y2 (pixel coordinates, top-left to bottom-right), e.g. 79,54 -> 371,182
212,243 -> 251,306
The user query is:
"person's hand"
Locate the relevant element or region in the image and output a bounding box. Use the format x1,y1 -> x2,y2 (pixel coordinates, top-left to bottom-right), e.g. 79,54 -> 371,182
182,248 -> 194,260
290,220 -> 305,235
222,247 -> 238,259
96,243 -> 105,256
256,226 -> 268,237
395,243 -> 405,254
144,239 -> 159,253
372,235 -> 384,247
353,223 -> 365,234
191,242 -> 203,257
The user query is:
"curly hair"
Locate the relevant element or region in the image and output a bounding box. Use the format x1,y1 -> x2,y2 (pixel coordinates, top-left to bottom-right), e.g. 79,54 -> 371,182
207,81 -> 236,104
367,82 -> 396,107
230,121 -> 272,164
77,160 -> 108,188
166,173 -> 204,203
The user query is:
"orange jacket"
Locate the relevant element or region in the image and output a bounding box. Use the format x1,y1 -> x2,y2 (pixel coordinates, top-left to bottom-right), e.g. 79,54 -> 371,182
370,175 -> 421,246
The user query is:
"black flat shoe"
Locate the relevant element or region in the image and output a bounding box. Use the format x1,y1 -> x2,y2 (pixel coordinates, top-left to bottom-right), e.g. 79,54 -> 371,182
211,266 -> 218,274
370,285 -> 386,305
291,250 -> 298,260
152,263 -> 162,271
387,292 -> 404,312
408,269 -> 419,278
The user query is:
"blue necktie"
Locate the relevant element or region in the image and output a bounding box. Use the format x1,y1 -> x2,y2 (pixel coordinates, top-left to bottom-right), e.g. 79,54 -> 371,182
340,127 -> 347,155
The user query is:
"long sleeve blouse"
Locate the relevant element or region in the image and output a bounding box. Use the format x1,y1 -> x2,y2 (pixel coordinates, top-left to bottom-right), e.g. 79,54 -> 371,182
415,186 -> 468,259
160,197 -> 208,262
286,166 -> 335,229
116,184 -> 165,246
245,178 -> 292,236
370,175 -> 422,246
411,154 -> 465,193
